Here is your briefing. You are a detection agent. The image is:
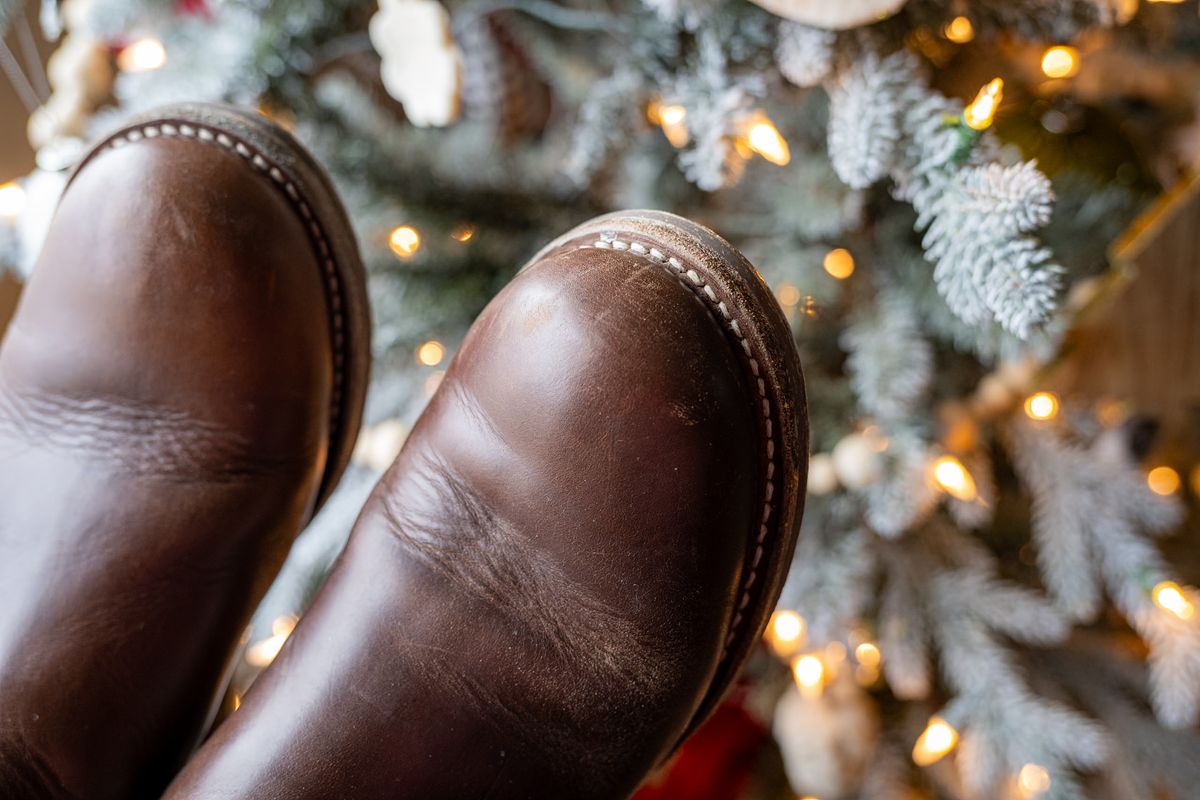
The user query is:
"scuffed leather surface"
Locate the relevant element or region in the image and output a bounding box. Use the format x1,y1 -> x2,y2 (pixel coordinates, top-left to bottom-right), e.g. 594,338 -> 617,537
166,244 -> 762,798
0,137 -> 335,799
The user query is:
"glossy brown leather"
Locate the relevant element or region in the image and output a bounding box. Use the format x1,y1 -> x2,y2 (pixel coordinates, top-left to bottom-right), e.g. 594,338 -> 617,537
165,212 -> 807,799
0,110 -> 365,799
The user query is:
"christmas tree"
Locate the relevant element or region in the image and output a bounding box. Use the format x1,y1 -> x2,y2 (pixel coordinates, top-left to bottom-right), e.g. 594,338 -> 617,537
1,0 -> 1199,797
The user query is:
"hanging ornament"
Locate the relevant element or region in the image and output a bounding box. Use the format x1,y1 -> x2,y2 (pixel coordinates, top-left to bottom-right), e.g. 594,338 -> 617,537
831,432 -> 884,490
773,672 -> 880,797
454,12 -> 552,144
746,0 -> 907,29
369,0 -> 463,127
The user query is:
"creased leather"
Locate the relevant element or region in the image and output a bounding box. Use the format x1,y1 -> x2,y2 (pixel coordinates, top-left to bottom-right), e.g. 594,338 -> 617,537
164,230 -> 785,799
0,126 -> 348,799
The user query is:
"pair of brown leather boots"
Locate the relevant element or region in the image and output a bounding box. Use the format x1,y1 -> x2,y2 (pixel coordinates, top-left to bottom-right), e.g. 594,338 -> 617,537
0,104 -> 808,799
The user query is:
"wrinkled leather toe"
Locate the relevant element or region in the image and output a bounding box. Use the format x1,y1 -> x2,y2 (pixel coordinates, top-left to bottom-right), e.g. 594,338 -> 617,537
0,105 -> 369,799
164,210 -> 806,800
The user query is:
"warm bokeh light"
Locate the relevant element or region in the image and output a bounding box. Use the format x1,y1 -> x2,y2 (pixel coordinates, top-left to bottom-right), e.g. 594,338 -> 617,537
1041,46 -> 1080,79
745,113 -> 791,166
793,654 -> 825,698
944,16 -> 975,43
912,717 -> 959,766
117,37 -> 167,72
766,610 -> 806,657
1147,466 -> 1181,496
245,615 -> 298,668
932,455 -> 977,501
450,223 -> 475,242
648,101 -> 690,148
1023,391 -> 1059,420
776,283 -> 802,307
416,339 -> 446,367
1190,465 -> 1200,497
1018,763 -> 1052,796
389,225 -> 421,258
823,248 -> 855,279
964,78 -> 1003,130
1153,581 -> 1195,620
0,181 -> 26,218
855,641 -> 881,668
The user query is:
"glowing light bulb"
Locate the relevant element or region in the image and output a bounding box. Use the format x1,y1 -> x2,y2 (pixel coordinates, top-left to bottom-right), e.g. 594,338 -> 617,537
245,615 -> 298,667
649,102 -> 690,148
766,610 -> 806,657
1041,46 -> 1080,79
776,283 -> 801,307
944,16 -> 975,43
117,37 -> 167,72
964,78 -> 1004,131
0,181 -> 25,218
1023,391 -> 1059,420
744,113 -> 791,166
823,248 -> 855,280
792,654 -> 825,698
931,455 -> 977,501
1018,763 -> 1052,797
1147,466 -> 1181,496
450,224 -> 475,243
1153,581 -> 1195,620
416,339 -> 446,367
389,226 -> 421,258
855,641 -> 881,668
912,717 -> 958,766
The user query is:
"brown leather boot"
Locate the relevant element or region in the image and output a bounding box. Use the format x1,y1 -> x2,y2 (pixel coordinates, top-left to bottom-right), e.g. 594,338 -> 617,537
164,211 -> 807,799
0,105 -> 370,799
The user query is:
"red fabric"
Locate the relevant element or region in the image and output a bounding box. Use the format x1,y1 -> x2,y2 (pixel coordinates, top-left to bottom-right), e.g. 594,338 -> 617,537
633,698 -> 768,800
175,0 -> 209,16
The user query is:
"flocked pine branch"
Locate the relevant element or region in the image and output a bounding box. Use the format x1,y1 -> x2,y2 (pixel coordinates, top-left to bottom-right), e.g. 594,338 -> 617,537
775,21 -> 835,89
1008,416 -> 1200,728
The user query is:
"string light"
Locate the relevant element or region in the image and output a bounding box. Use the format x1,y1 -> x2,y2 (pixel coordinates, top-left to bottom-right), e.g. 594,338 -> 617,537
776,283 -> 801,307
450,224 -> 475,243
912,716 -> 959,766
823,248 -> 855,280
944,16 -> 975,43
743,112 -> 791,166
931,455 -> 977,501
1153,581 -> 1195,620
1018,764 -> 1052,797
0,181 -> 25,218
648,100 -> 690,148
1147,466 -> 1181,496
963,78 -> 1004,131
792,654 -> 825,698
245,615 -> 298,667
766,610 -> 806,657
389,225 -> 421,258
855,641 -> 881,668
416,339 -> 446,367
1023,391 -> 1059,420
1041,46 -> 1080,79
117,37 -> 167,72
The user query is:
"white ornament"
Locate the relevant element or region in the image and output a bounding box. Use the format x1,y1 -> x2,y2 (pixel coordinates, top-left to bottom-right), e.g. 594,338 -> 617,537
352,418 -> 409,472
746,0 -> 907,29
369,0 -> 463,127
27,90 -> 89,150
773,675 -> 879,797
47,36 -> 113,104
807,453 -> 839,496
831,432 -> 883,490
